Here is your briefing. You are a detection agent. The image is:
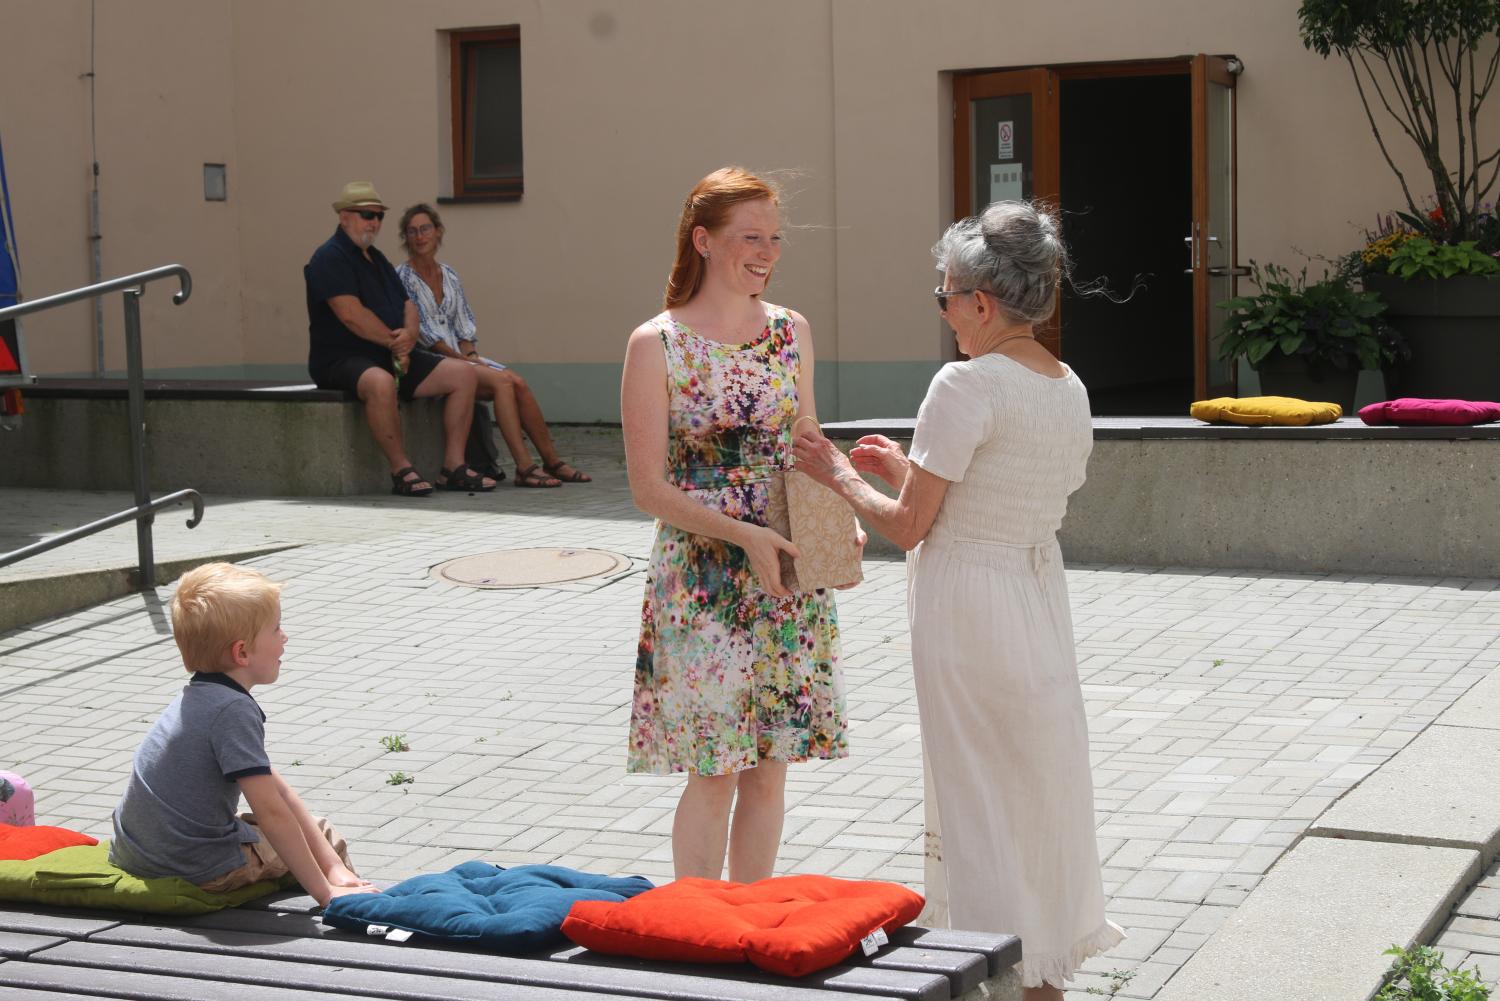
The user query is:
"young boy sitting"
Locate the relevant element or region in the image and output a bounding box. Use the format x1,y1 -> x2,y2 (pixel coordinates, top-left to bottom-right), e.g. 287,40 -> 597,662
109,562 -> 379,907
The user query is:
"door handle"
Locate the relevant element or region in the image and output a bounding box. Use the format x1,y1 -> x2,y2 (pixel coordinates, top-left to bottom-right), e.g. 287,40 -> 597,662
1207,266 -> 1252,278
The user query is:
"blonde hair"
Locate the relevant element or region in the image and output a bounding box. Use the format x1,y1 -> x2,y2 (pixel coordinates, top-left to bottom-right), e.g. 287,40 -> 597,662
170,562 -> 284,672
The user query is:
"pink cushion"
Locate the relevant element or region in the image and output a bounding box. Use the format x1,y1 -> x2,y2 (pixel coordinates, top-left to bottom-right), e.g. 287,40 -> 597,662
1358,398 -> 1500,426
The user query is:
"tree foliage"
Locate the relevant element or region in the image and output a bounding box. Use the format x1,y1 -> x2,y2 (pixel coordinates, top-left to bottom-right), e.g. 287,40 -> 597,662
1300,0 -> 1500,241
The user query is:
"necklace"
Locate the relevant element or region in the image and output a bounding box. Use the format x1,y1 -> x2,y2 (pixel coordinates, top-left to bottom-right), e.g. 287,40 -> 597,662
983,331 -> 1035,355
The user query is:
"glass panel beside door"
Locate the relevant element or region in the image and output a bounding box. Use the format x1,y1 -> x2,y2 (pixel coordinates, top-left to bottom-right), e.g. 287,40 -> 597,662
1204,73 -> 1235,392
971,96 -> 1033,209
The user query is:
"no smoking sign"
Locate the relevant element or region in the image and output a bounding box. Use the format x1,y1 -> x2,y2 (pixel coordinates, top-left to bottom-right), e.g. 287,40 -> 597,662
997,120 -> 1014,159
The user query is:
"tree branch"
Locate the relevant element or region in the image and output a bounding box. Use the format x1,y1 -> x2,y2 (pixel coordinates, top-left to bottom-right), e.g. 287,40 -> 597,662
1348,54 -> 1422,220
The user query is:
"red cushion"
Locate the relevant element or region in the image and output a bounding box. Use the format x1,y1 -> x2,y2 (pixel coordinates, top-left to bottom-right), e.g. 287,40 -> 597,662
1358,398 -> 1500,426
561,874 -> 924,977
0,823 -> 98,861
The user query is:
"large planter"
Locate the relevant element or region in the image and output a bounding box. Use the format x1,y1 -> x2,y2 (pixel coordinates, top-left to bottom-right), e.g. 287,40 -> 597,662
1364,273 -> 1500,400
1253,353 -> 1360,412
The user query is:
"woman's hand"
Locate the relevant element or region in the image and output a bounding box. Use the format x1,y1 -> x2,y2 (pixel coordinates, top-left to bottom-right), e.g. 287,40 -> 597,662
849,434 -> 909,489
738,524 -> 801,599
792,432 -> 857,493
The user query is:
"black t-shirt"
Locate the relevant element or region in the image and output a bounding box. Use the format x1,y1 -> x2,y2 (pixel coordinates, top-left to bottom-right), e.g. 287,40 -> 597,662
304,227 -> 409,370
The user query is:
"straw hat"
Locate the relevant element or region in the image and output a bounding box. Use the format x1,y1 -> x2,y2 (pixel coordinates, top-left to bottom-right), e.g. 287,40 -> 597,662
332,181 -> 388,212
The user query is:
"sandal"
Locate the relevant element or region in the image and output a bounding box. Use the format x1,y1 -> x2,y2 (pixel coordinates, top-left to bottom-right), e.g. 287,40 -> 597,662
437,462 -> 497,492
514,464 -> 562,488
543,460 -> 592,483
390,466 -> 434,497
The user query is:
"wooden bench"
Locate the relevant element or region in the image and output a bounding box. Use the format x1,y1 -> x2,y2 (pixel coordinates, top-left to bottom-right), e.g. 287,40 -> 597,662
0,892 -> 1022,1001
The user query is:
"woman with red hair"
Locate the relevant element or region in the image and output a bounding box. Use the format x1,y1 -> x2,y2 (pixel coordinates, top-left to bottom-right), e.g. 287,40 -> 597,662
620,167 -> 854,881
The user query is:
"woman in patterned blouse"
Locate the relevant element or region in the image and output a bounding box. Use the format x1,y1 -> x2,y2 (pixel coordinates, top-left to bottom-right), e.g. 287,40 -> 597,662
396,203 -> 589,488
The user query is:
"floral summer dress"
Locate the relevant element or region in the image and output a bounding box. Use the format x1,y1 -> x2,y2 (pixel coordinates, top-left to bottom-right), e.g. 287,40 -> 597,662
627,305 -> 848,777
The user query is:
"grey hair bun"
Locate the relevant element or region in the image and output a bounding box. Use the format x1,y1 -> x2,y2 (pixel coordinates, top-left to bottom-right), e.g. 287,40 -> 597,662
933,200 -> 1067,324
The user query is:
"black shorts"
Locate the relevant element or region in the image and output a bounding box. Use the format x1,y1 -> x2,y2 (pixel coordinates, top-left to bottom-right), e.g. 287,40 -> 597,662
310,348 -> 444,401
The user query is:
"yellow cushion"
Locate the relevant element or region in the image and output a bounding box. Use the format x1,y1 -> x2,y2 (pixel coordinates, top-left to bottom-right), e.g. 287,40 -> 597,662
1190,396 -> 1342,426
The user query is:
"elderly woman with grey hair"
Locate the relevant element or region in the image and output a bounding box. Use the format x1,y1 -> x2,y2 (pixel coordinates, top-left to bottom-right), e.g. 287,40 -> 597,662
793,201 -> 1122,998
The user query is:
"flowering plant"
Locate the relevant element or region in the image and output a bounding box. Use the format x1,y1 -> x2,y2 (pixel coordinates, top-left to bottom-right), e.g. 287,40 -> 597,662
1349,205 -> 1500,279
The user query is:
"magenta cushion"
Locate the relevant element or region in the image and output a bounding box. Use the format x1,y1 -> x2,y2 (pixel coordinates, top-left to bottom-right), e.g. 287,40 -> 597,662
1358,398 -> 1500,426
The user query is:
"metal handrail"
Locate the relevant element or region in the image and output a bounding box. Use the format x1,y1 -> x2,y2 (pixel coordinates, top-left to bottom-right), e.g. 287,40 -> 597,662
0,265 -> 196,589
0,489 -> 202,570
0,264 -> 192,323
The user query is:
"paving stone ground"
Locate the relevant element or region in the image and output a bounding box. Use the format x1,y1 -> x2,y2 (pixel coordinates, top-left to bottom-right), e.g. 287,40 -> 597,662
3,428 -> 1499,998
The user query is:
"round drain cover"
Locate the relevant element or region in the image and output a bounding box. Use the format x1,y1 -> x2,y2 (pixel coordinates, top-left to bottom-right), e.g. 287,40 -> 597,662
432,548 -> 631,589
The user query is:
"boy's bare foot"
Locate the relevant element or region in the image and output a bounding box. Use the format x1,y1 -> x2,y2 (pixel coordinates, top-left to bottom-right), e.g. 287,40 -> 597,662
324,883 -> 380,905
327,862 -> 372,888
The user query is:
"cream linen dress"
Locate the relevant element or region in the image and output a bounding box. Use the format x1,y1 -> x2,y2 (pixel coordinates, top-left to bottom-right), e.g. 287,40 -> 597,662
907,353 -> 1123,989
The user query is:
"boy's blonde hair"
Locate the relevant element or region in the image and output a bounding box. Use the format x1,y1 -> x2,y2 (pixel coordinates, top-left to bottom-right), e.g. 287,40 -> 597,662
170,562 -> 283,672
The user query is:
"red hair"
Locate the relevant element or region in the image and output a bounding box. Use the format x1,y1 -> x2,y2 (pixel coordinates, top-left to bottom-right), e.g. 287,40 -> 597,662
664,167 -> 781,308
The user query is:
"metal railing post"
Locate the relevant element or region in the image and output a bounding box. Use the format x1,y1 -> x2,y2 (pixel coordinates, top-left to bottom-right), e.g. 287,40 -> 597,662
0,265 -> 194,590
121,286 -> 154,588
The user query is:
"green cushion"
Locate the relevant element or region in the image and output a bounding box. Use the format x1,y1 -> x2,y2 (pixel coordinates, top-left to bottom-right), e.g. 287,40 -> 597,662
0,841 -> 289,914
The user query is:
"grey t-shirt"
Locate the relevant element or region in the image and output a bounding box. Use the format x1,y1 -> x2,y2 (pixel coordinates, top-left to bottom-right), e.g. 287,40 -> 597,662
109,673 -> 272,882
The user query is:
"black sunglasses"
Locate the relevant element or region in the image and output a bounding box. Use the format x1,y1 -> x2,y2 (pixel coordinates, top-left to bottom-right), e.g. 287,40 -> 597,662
354,209 -> 385,221
932,286 -> 978,313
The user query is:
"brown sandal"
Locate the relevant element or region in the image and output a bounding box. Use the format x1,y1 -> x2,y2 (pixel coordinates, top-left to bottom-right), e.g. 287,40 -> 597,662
543,460 -> 591,483
390,466 -> 435,496
515,464 -> 562,488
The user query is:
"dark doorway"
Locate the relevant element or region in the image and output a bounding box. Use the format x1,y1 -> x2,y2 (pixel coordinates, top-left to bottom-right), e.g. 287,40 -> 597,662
1058,74 -> 1193,414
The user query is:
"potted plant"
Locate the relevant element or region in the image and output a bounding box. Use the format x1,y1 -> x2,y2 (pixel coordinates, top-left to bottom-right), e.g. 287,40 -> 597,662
1349,213 -> 1500,396
1300,0 -> 1500,399
1218,261 -> 1405,412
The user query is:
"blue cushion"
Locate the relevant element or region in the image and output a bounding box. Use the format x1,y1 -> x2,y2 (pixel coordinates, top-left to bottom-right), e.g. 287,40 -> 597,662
321,861 -> 654,951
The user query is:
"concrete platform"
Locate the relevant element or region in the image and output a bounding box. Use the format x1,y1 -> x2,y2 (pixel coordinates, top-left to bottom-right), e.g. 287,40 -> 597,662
1309,724 -> 1500,867
2,391 -> 446,495
6,427 -> 1500,1000
1441,669 -> 1500,732
822,419 -> 1500,577
1153,838 -> 1481,1001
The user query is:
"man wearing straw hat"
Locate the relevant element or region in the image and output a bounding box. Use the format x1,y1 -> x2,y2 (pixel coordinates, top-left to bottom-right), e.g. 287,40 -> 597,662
304,180 -> 495,495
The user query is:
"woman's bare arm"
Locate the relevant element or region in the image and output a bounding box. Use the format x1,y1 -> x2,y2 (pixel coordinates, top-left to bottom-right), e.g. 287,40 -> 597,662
793,434 -> 949,552
621,323 -> 800,597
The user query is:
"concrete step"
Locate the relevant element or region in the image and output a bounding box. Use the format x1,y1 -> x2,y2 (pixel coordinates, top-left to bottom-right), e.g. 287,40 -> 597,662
1309,723 -> 1500,868
1441,669 -> 1500,733
0,545 -> 292,633
1154,837 -> 1480,1001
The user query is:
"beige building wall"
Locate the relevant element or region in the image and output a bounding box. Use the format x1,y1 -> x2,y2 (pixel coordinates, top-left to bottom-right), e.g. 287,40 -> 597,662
3,0 -> 243,380
1,0 -> 1480,420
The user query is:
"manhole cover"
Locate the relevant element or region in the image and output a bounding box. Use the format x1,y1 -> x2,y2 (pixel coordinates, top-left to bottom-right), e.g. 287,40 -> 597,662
432,548 -> 631,589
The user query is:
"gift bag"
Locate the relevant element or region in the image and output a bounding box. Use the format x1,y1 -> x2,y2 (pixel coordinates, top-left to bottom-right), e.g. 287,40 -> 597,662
767,418 -> 863,593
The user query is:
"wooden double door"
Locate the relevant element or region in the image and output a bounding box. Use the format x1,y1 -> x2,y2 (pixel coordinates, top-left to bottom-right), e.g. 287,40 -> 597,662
955,56 -> 1242,406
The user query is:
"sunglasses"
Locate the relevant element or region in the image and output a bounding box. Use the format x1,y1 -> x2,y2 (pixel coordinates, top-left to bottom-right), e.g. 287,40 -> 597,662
405,223 -> 435,238
353,209 -> 385,221
932,286 -> 978,313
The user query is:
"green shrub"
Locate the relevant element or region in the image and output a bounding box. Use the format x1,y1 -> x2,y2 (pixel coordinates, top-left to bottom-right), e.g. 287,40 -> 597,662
1383,238 -> 1500,279
1376,944 -> 1490,1001
1219,261 -> 1404,373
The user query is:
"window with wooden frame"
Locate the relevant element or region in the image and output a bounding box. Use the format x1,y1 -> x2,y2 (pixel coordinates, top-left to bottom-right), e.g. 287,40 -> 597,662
450,26 -> 523,200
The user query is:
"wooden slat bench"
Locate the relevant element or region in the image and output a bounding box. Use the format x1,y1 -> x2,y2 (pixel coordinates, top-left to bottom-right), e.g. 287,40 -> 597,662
0,892 -> 1023,1001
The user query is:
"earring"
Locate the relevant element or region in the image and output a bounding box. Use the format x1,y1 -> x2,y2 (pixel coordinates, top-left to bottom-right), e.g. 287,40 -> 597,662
701,250 -> 710,261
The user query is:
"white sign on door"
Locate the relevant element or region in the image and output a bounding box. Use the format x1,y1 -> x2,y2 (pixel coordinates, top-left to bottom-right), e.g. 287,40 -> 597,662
997,121 -> 1014,159
990,163 -> 1023,204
